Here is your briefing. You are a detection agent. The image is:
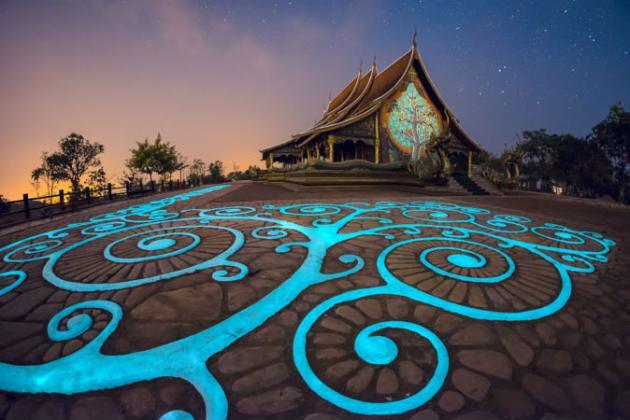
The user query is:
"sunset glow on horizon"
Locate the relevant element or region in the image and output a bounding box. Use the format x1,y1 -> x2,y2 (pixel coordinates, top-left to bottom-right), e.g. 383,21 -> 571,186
1,0 -> 628,200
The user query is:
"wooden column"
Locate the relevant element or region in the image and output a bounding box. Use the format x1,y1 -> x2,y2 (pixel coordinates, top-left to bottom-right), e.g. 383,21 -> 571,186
374,113 -> 380,163
327,135 -> 335,161
467,151 -> 472,176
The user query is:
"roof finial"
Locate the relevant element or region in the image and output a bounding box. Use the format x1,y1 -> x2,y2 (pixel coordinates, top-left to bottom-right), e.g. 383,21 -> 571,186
372,54 -> 377,67
412,26 -> 417,48
359,58 -> 363,73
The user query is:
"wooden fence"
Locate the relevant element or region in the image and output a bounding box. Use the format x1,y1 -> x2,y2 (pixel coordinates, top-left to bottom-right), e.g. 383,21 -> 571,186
0,179 -> 204,229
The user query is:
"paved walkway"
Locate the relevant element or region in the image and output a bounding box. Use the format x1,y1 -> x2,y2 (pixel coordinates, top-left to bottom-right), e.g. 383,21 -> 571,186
0,183 -> 628,420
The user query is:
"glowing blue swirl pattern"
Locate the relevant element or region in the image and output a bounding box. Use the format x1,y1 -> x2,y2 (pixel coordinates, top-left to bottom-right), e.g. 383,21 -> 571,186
0,186 -> 616,419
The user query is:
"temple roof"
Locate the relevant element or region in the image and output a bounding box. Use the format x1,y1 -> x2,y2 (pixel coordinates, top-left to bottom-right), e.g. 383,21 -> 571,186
261,40 -> 482,154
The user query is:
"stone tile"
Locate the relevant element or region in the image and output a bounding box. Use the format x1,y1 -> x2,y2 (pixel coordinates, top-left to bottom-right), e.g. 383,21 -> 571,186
237,386 -> 303,415
398,360 -> 423,385
522,373 -> 569,412
457,349 -> 512,379
31,400 -> 65,420
497,326 -> 534,366
232,362 -> 290,394
346,366 -> 374,394
0,320 -> 42,348
217,346 -> 284,374
409,409 -> 440,420
615,389 -> 630,418
130,283 -> 222,322
334,306 -> 365,325
375,367 -> 399,395
535,322 -> 557,346
227,285 -> 257,311
452,411 -> 500,420
0,287 -> 53,319
118,387 -> 155,418
356,299 -> 383,319
70,396 -> 125,420
251,325 -> 286,343
313,333 -> 345,345
276,310 -> 298,327
449,323 -> 496,346
536,349 -> 573,375
6,397 -> 40,420
315,347 -> 346,361
490,388 -> 536,420
413,306 -> 435,323
304,414 -> 342,420
434,313 -> 463,335
438,390 -> 465,413
321,317 -> 352,334
325,360 -> 359,381
451,368 -> 490,401
386,298 -> 409,318
565,374 -> 605,415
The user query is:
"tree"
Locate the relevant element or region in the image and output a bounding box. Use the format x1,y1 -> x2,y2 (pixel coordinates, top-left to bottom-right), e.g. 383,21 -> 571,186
387,83 -> 441,162
127,138 -> 156,182
175,153 -> 188,182
590,103 -> 630,202
31,152 -> 58,199
152,134 -> 179,181
189,159 -> 206,183
45,133 -> 105,198
87,166 -> 108,191
127,134 -> 180,182
208,160 -> 225,183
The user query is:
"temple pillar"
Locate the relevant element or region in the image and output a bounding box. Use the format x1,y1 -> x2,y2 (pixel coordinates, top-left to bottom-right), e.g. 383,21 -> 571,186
467,151 -> 472,176
266,153 -> 273,170
374,113 -> 380,163
327,135 -> 335,161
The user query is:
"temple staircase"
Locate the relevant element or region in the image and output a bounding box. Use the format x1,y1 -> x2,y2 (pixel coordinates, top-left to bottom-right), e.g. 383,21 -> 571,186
450,173 -> 491,195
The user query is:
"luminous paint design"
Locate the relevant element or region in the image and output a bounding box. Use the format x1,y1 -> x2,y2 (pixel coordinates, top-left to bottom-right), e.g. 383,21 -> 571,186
386,82 -> 441,161
0,186 -> 615,419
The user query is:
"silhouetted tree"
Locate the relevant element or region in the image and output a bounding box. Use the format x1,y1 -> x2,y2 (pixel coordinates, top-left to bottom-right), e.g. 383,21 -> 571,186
31,152 -> 58,199
188,159 -> 205,183
590,103 -> 630,202
208,160 -> 225,183
45,133 -> 105,199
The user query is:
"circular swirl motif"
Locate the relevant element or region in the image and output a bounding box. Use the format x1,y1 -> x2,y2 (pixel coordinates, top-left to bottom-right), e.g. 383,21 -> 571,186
294,294 -> 448,415
418,239 -> 515,283
280,204 -> 343,217
0,191 -> 616,420
104,229 -> 202,263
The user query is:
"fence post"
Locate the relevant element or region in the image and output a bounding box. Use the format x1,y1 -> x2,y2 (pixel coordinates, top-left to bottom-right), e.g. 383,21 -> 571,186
59,190 -> 65,210
107,183 -> 113,201
160,180 -> 164,192
169,180 -> 173,191
150,180 -> 156,193
125,181 -> 130,198
85,187 -> 91,204
23,193 -> 30,219
139,179 -> 143,192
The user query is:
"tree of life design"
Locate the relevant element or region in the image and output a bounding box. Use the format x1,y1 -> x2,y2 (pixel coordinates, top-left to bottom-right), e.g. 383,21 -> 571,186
0,186 -> 615,419
386,82 -> 441,161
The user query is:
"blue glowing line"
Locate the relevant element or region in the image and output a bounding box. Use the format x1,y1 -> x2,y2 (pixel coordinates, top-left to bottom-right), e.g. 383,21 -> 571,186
0,188 -> 615,420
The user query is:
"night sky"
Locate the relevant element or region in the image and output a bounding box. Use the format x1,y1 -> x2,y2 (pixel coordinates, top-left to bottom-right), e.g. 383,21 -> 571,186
1,0 -> 629,198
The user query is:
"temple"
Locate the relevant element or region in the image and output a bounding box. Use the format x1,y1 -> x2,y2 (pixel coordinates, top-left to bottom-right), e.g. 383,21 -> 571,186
261,37 -> 494,193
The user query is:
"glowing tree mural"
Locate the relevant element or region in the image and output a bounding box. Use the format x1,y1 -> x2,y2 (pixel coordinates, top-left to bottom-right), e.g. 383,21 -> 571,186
0,185 -> 616,419
386,83 -> 441,162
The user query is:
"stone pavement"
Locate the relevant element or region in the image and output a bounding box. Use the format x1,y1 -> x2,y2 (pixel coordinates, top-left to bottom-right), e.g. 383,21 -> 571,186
0,183 -> 628,420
